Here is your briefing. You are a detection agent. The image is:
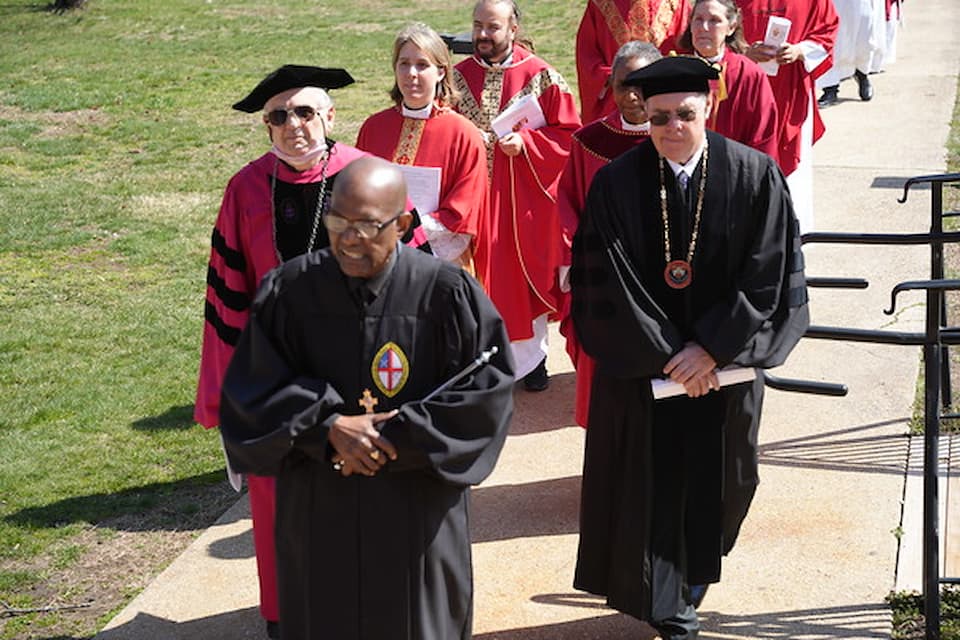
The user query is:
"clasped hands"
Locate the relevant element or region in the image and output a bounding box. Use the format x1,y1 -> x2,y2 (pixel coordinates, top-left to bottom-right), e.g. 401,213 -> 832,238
329,410 -> 398,477
663,342 -> 719,398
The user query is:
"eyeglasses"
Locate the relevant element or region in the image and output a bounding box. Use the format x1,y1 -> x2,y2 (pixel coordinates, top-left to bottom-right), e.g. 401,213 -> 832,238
322,212 -> 404,239
264,105 -> 319,126
648,108 -> 701,126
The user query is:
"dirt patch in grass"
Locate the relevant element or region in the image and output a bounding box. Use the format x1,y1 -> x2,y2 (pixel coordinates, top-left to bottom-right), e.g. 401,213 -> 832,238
0,481 -> 238,640
0,105 -> 110,139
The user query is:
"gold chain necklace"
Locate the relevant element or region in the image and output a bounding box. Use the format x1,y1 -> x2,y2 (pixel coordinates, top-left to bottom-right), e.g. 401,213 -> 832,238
658,143 -> 708,289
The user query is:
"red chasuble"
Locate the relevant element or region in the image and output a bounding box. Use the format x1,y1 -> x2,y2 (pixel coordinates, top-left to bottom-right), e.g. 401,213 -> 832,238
453,45 -> 581,341
738,0 -> 838,176
575,0 -> 691,124
194,143 -> 368,623
356,105 -> 487,241
707,49 -> 780,162
558,110 -> 649,427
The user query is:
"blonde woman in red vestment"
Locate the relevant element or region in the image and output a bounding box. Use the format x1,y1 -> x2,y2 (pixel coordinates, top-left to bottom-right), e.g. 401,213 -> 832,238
357,23 -> 488,274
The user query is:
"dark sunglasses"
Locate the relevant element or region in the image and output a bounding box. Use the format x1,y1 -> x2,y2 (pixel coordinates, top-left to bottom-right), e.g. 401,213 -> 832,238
264,105 -> 319,126
322,212 -> 404,239
648,108 -> 700,126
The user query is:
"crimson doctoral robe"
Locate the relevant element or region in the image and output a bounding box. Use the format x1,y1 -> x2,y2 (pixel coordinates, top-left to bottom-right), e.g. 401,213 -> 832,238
194,142 -> 369,623
575,0 -> 690,124
453,45 -> 581,341
738,0 -> 838,176
558,110 -> 650,428
356,105 -> 488,256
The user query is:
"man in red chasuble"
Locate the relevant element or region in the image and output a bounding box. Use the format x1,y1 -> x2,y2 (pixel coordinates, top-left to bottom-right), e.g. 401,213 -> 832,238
453,0 -> 581,391
575,0 -> 691,124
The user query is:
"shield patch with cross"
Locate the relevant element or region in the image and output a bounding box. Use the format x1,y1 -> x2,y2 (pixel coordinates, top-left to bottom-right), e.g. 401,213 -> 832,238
371,341 -> 409,398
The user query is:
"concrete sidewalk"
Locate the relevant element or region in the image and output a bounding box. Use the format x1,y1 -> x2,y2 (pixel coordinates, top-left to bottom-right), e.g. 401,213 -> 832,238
98,1 -> 960,637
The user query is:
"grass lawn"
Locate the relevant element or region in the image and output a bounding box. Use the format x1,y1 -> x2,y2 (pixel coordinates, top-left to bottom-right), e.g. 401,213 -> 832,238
1,0 -> 958,638
0,0 -> 580,637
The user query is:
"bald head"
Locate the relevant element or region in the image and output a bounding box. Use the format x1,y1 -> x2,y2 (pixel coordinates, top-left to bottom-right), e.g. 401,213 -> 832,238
333,156 -> 407,213
328,157 -> 412,279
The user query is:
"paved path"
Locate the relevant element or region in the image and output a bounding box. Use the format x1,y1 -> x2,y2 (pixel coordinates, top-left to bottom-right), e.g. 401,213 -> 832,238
97,1 -> 960,637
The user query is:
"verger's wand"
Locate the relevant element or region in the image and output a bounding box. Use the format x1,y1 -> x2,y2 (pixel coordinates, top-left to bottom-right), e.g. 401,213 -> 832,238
422,345 -> 500,403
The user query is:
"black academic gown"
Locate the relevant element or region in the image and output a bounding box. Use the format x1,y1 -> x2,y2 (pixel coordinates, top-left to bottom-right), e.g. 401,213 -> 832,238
570,131 -> 808,623
219,246 -> 515,640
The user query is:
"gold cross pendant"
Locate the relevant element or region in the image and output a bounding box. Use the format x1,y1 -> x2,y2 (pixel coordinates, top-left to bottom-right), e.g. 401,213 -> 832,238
358,389 -> 379,414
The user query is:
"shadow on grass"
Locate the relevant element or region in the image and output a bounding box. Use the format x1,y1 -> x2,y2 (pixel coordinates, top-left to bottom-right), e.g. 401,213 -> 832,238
130,404 -> 196,431
3,471 -> 240,533
0,2 -> 56,15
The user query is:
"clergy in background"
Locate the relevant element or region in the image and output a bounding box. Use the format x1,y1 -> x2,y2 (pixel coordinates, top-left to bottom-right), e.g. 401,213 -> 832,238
357,23 -> 488,273
219,157 -> 514,640
738,0 -> 838,233
453,0 -> 581,391
558,40 -> 662,428
571,57 -> 809,639
676,0 -> 780,160
575,0 -> 690,124
194,64 -> 377,640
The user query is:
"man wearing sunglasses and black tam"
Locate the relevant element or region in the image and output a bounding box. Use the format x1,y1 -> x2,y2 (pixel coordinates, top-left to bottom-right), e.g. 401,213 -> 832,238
571,56 -> 809,639
193,64 -> 427,640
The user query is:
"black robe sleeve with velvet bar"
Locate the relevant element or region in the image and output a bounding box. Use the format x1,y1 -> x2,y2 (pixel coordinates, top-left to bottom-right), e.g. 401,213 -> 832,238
218,246 -> 514,640
570,132 -> 808,624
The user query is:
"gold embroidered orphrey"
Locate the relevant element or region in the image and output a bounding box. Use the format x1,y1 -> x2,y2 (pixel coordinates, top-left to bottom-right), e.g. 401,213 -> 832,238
392,116 -> 427,165
453,64 -> 571,180
592,0 -> 683,46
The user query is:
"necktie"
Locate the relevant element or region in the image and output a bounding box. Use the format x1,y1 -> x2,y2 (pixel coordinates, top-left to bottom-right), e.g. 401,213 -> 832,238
677,170 -> 689,191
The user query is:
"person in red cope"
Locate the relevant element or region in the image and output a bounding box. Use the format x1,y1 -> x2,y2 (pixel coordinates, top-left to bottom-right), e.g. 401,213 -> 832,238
194,65 -> 425,640
558,40 -> 662,428
676,0 -> 779,160
575,0 -> 691,124
357,23 -> 488,272
737,0 -> 837,234
453,0 -> 581,391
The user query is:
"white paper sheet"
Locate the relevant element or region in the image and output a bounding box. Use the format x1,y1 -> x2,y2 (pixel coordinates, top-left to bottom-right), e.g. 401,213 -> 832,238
760,16 -> 792,76
651,366 -> 758,400
490,93 -> 546,139
396,164 -> 441,217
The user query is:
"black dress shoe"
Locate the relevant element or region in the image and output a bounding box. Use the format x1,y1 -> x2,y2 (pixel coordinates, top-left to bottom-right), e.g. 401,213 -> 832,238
854,70 -> 873,101
266,620 -> 280,639
523,357 -> 549,392
817,85 -> 839,107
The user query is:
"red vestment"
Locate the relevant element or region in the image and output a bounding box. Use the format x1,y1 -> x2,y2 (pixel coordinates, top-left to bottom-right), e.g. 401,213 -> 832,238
707,49 -> 780,161
558,110 -> 650,427
575,0 -> 691,124
194,143 -> 369,623
356,105 -> 487,241
454,46 -> 581,340
738,0 -> 838,176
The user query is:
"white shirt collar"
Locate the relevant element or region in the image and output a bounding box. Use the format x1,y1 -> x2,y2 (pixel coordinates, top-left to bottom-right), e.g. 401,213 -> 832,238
702,48 -> 725,63
479,49 -> 514,69
620,115 -> 650,133
665,141 -> 707,179
401,102 -> 433,119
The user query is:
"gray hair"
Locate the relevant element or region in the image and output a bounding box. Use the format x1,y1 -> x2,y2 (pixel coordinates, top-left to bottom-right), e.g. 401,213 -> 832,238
611,41 -> 662,76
